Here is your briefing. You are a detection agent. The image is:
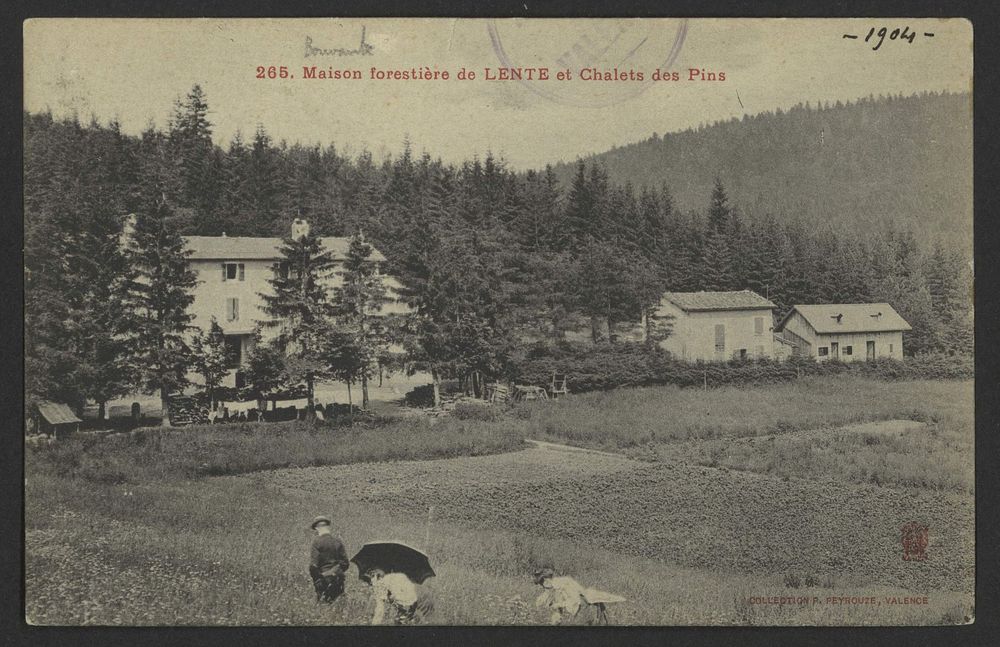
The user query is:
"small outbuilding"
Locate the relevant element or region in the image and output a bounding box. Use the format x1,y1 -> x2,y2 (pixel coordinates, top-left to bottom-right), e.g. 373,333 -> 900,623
32,400 -> 82,438
654,290 -> 777,361
775,303 -> 911,362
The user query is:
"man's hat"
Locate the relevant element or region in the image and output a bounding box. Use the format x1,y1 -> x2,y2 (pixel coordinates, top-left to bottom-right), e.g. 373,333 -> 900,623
311,515 -> 331,529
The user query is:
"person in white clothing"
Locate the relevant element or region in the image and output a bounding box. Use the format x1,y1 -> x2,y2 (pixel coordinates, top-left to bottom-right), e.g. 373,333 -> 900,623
533,566 -> 621,625
366,568 -> 434,625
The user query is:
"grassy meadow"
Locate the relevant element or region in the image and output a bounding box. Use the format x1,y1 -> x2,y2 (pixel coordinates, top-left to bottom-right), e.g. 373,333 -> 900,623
24,376 -> 974,626
516,376 -> 961,446
28,416 -> 526,483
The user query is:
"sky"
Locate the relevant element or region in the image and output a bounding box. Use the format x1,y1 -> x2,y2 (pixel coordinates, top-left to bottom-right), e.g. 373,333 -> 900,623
23,18 -> 972,170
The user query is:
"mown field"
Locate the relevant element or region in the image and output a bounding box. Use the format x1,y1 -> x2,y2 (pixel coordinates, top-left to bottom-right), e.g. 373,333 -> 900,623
24,376 -> 974,626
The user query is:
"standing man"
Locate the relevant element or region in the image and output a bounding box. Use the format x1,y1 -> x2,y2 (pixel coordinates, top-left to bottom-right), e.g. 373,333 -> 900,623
309,515 -> 349,603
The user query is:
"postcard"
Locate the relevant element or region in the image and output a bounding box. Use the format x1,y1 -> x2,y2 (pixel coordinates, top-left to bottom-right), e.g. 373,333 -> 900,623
23,17 -> 973,626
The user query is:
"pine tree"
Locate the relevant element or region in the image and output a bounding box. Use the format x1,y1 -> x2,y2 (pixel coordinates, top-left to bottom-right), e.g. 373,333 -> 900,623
80,215 -> 140,421
218,131 -> 253,235
332,232 -> 393,409
168,85 -> 220,221
122,197 -> 198,425
243,337 -> 288,404
563,161 -> 594,247
24,116 -> 140,418
702,228 -> 734,291
259,224 -> 338,416
190,318 -> 230,408
708,177 -> 731,233
248,125 -> 287,235
575,239 -> 642,343
516,165 -> 563,252
925,242 -> 973,354
681,211 -> 707,291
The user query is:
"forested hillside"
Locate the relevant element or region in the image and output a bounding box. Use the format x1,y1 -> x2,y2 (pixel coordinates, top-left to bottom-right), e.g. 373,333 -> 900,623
552,92 -> 972,251
24,87 -> 973,410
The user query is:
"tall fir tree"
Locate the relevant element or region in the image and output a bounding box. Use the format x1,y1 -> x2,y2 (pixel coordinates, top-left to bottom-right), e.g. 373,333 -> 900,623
122,199 -> 198,425
701,228 -> 735,291
925,242 -> 973,354
190,317 -> 230,409
24,116 -> 139,417
259,223 -> 338,415
167,85 -> 221,223
332,232 -> 393,409
575,239 -> 644,343
707,177 -> 732,233
563,161 -> 595,248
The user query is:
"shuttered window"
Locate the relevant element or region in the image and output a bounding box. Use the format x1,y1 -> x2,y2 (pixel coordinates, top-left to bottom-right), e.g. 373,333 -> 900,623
714,324 -> 725,354
754,317 -> 764,336
222,263 -> 245,281
226,298 -> 239,322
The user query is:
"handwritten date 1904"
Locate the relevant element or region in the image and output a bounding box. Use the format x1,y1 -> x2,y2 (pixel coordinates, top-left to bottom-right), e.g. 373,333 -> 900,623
843,26 -> 934,51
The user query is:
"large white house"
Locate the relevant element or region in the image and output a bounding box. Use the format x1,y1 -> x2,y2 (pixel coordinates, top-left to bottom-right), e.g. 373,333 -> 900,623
182,218 -> 406,368
775,303 -> 910,362
654,290 -> 777,361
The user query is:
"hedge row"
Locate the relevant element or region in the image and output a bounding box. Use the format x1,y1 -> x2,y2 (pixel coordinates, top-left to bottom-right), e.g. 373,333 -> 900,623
510,343 -> 972,395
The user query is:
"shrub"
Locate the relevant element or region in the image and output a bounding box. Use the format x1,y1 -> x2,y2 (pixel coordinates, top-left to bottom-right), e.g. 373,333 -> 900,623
453,402 -> 502,422
509,343 -> 971,396
404,384 -> 436,408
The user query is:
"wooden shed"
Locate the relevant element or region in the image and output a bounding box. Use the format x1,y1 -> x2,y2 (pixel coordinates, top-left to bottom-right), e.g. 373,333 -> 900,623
33,400 -> 82,438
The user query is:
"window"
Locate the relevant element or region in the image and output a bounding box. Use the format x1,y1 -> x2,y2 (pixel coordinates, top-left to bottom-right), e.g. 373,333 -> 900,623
224,336 -> 242,368
739,348 -> 747,359
278,262 -> 290,279
222,263 -> 245,281
226,297 -> 239,322
889,343 -> 894,353
843,345 -> 853,356
818,347 -> 829,357
754,317 -> 764,336
714,324 -> 725,354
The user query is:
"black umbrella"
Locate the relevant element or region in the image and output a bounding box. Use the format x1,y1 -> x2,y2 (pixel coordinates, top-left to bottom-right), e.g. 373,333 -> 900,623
351,541 -> 435,584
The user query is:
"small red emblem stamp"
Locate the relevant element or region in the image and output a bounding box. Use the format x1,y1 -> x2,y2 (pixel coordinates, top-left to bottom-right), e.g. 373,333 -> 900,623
901,521 -> 929,561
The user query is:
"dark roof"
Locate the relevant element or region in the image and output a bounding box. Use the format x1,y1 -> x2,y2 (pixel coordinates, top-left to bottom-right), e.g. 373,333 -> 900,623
184,236 -> 386,262
37,401 -> 82,425
662,290 -> 776,312
776,303 -> 912,334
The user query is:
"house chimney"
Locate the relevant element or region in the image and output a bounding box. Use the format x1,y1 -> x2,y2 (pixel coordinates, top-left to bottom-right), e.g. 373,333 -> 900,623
870,312 -> 882,319
291,218 -> 310,241
831,313 -> 843,324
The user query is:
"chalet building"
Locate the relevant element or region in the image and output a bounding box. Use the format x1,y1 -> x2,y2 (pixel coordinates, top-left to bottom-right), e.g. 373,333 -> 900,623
654,290 -> 777,361
182,218 -> 406,369
774,303 -> 910,362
